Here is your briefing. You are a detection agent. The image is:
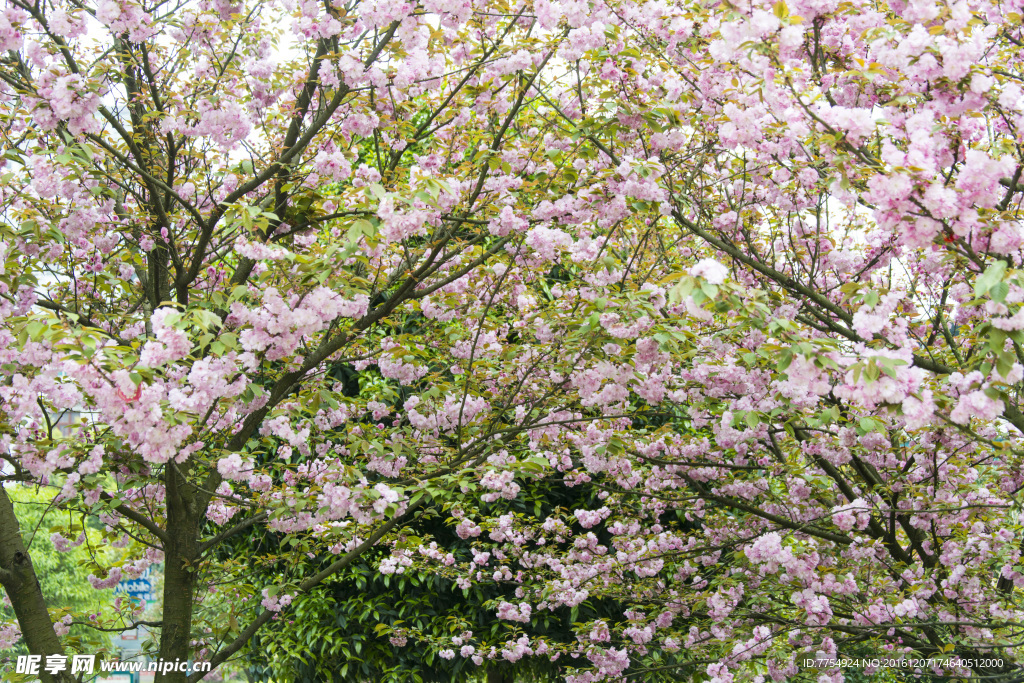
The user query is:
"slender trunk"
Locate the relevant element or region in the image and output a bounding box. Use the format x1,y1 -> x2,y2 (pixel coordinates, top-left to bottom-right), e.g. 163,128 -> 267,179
0,486 -> 75,683
157,547 -> 196,682
156,467 -> 199,683
146,224 -> 168,306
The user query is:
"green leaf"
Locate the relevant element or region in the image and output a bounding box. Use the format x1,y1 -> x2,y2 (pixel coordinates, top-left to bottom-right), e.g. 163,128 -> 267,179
995,355 -> 1014,381
975,260 -> 1008,297
864,361 -> 880,382
858,416 -> 883,434
668,277 -> 695,303
25,320 -> 46,341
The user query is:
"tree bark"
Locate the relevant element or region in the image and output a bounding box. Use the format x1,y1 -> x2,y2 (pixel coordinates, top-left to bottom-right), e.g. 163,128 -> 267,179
0,486 -> 75,683
156,467 -> 200,683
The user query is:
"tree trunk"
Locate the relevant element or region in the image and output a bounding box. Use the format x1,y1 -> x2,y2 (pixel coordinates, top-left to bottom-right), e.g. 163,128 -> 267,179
0,486 -> 75,683
156,467 -> 200,683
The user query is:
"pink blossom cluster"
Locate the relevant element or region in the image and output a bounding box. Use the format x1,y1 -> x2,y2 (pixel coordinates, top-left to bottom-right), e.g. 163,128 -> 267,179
31,72 -> 101,136
87,567 -> 122,590
573,507 -> 611,529
0,621 -> 21,650
830,498 -> 871,532
379,549 -> 413,575
5,0 -> 1024,676
180,99 -> 252,150
0,7 -> 28,51
261,589 -> 294,612
235,238 -> 292,261
378,341 -> 429,385
495,601 -> 532,623
95,0 -> 155,40
230,287 -> 368,360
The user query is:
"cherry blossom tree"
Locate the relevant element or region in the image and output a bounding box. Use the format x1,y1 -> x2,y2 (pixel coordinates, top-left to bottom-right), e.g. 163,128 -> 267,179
395,0 -> 1024,680
2,0 -> 1024,681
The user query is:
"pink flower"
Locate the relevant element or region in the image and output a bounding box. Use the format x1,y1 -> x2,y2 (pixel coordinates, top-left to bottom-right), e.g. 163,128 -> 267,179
456,519 -> 482,539
0,622 -> 21,649
488,206 -> 528,236
33,72 -> 101,135
88,566 -> 122,590
573,507 -> 611,528
817,104 -> 875,145
990,222 -> 1024,255
525,226 -> 573,262
261,589 -> 294,612
184,99 -> 252,150
496,601 -> 532,623
94,0 -> 154,40
901,390 -> 936,430
217,453 -> 253,482
0,7 -> 29,51
689,258 -> 729,284
830,498 -> 870,531
950,389 -> 1003,424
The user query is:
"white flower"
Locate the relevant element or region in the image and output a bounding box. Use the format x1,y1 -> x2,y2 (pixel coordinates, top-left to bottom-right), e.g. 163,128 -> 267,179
689,258 -> 729,284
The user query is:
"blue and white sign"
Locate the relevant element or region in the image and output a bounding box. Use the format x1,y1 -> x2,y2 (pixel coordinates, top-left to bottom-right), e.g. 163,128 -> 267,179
115,568 -> 157,607
116,578 -> 153,598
